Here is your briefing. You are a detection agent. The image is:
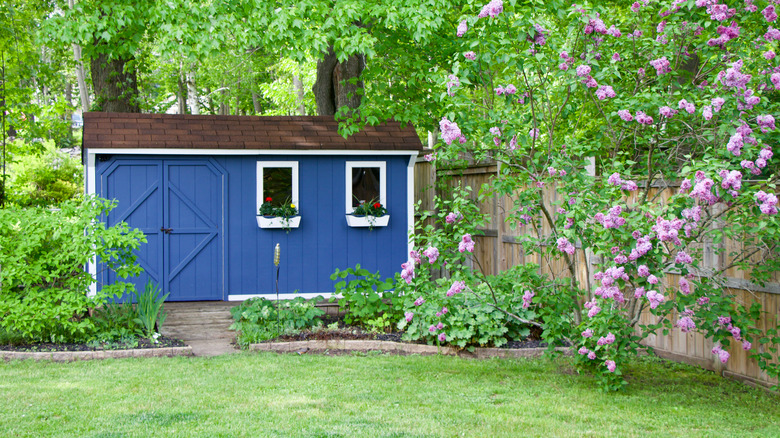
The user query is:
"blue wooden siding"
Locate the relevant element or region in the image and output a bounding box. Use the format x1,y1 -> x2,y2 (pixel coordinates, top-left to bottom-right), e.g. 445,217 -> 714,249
95,154 -> 410,299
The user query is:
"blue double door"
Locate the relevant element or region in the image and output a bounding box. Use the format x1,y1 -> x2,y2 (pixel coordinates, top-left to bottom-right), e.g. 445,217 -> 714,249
99,158 -> 226,301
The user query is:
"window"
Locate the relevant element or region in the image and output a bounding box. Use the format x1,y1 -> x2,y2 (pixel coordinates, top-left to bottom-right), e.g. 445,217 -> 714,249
257,161 -> 299,213
345,161 -> 386,214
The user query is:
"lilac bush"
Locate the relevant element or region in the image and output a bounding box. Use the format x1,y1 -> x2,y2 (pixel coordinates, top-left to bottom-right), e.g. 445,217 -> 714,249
410,0 -> 780,390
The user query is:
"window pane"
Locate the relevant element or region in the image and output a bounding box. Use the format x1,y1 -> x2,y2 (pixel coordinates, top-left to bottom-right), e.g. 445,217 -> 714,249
351,167 -> 381,207
263,167 -> 292,206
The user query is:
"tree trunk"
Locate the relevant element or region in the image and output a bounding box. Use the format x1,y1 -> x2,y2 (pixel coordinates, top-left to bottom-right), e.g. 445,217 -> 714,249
177,66 -> 186,114
314,47 -> 338,116
68,0 -> 90,111
293,70 -> 305,116
187,68 -> 198,115
313,47 -> 365,116
64,82 -> 73,142
251,91 -> 262,114
89,50 -> 140,113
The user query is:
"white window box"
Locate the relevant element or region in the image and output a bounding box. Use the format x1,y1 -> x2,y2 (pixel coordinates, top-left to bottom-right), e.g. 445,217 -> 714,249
345,214 -> 389,228
257,215 -> 301,229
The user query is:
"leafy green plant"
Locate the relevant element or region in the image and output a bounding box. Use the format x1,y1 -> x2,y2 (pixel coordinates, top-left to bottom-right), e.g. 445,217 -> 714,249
91,303 -> 144,343
258,197 -> 298,218
229,296 -> 325,348
352,198 -> 387,217
0,197 -> 145,343
330,264 -> 400,332
133,281 -> 169,340
7,140 -> 83,208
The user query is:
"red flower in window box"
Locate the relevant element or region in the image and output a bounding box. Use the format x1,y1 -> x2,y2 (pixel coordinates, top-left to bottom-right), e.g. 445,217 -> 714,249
265,197 -> 272,202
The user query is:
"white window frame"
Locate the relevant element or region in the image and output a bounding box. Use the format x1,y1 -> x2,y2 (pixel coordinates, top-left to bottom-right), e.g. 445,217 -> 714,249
257,161 -> 299,215
345,161 -> 386,214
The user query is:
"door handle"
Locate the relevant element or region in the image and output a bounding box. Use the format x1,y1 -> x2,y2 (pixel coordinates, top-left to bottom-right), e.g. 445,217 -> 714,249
160,227 -> 173,234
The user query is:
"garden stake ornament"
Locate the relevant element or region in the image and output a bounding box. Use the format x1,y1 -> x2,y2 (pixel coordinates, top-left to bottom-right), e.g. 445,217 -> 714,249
274,243 -> 280,335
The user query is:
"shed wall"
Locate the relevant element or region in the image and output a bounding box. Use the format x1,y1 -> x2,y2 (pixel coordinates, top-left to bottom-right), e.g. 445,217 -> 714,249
95,154 -> 411,299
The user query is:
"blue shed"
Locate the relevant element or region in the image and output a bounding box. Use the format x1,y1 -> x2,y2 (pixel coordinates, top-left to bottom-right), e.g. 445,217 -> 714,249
82,113 -> 422,301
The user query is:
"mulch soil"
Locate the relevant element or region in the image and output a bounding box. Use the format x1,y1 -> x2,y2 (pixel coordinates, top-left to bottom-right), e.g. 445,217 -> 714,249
268,316 -> 558,349
0,336 -> 186,353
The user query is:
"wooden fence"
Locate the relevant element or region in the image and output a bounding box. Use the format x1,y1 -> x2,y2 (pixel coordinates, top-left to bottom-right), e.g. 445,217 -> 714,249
414,159 -> 779,388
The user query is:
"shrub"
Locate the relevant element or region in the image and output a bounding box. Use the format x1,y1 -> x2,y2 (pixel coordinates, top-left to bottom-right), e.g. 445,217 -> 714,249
230,296 -> 325,348
0,197 -> 145,342
330,264 -> 400,332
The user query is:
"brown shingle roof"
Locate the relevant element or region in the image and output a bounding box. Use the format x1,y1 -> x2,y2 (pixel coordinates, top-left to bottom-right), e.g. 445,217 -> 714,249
82,113 -> 423,151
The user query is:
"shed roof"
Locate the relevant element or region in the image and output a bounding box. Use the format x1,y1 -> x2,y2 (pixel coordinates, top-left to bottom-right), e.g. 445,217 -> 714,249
82,112 -> 423,151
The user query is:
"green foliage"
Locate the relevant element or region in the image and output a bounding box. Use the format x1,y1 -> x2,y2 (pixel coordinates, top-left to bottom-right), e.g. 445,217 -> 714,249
351,199 -> 387,217
7,140 -> 83,207
229,297 -> 325,348
399,265 -> 540,349
0,196 -> 146,343
90,303 -> 144,343
330,264 -> 400,332
133,281 -> 169,340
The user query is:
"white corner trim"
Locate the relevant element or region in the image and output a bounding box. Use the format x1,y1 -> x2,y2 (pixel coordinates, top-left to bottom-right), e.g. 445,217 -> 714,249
228,292 -> 334,301
85,148 -> 419,157
257,161 -> 299,216
345,161 -> 387,214
407,153 -> 417,258
87,152 -> 97,297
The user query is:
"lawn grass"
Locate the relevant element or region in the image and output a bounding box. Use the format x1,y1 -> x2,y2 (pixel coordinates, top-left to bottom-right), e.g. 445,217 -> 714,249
0,352 -> 777,437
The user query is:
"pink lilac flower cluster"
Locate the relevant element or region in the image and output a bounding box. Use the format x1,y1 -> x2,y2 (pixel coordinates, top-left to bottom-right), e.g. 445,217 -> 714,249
718,59 -> 752,89
605,360 -> 617,372
584,14 -> 608,35
757,114 -> 776,133
495,84 -> 518,95
457,20 -> 468,37
636,111 -> 654,124
711,343 -> 730,363
559,51 -> 575,71
522,290 -> 535,308
595,85 -> 616,100
689,171 -> 718,204
629,235 -> 653,260
676,316 -> 696,332
765,50 -> 776,60
435,306 -> 448,317
464,51 -> 477,60
678,99 -> 696,114
767,26 -> 780,41
414,297 -> 425,306
556,236 -> 575,255
706,2 -> 736,21
582,328 -> 594,338
576,64 -> 592,77
607,25 -> 622,37
445,212 -> 462,223
707,21 -> 740,48
446,74 -> 460,97
611,53 -> 621,62
401,260 -> 415,284
477,0 -> 503,18
594,267 -> 629,302
745,0 -> 758,13
440,117 -> 465,145
726,132 -> 744,156
618,109 -> 633,121
755,191 -> 779,214
646,290 -> 665,309
597,332 -> 616,345
765,5 -> 779,21
719,169 -> 743,194
423,246 -> 439,263
736,89 -> 760,111
584,299 -> 601,318
652,216 -> 684,245
679,277 -> 692,295
459,234 -> 475,253
405,312 -> 414,322
447,280 -> 465,297
659,106 -> 678,118
675,250 -> 693,265
649,56 -> 671,75
424,153 -> 435,162
594,205 -> 626,229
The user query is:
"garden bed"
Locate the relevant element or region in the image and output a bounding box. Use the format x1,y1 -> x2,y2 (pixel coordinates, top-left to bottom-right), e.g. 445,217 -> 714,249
0,336 -> 192,362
